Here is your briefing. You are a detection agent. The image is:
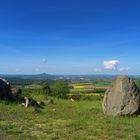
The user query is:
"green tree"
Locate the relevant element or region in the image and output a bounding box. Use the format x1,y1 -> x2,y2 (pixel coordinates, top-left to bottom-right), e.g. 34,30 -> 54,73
51,80 -> 69,99
136,78 -> 140,89
42,82 -> 52,96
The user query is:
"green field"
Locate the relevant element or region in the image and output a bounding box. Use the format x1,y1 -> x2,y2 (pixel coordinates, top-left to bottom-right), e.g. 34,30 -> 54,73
0,92 -> 140,140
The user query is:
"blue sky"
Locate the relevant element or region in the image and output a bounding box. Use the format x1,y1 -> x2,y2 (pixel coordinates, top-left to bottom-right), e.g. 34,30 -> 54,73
0,0 -> 140,75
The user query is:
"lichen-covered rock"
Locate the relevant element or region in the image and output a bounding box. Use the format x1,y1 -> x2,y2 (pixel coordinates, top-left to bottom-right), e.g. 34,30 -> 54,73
0,78 -> 13,101
102,76 -> 140,116
12,87 -> 22,99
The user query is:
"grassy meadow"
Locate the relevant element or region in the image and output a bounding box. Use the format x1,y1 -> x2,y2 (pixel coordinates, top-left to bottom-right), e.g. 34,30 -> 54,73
1,78 -> 140,140
1,87 -> 140,140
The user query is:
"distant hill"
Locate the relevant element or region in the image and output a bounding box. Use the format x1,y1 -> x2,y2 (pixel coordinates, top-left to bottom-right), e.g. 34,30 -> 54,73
0,73 -> 139,86
0,73 -> 55,80
0,73 -> 56,85
0,73 -> 139,80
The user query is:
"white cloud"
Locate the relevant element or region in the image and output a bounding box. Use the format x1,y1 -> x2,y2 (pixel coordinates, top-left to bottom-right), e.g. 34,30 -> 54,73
94,68 -> 102,72
104,60 -> 119,70
118,67 -> 130,72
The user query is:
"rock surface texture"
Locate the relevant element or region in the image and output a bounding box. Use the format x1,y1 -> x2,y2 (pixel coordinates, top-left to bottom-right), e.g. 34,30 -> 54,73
103,76 -> 140,116
0,78 -> 13,100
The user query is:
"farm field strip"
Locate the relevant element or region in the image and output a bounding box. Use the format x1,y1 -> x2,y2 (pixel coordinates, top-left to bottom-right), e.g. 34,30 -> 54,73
73,85 -> 108,89
68,93 -> 104,96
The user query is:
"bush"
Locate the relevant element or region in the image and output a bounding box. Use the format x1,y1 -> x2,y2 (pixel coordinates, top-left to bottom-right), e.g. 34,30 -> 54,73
68,94 -> 103,101
51,80 -> 69,99
136,78 -> 140,89
42,82 -> 52,96
80,95 -> 103,101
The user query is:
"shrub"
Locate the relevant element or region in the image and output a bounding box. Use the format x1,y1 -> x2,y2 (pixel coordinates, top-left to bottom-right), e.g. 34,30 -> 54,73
51,80 -> 69,99
80,95 -> 103,101
136,78 -> 140,89
42,82 -> 52,96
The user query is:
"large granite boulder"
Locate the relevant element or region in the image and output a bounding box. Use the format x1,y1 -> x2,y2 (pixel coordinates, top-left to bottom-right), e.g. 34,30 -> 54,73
0,78 -> 13,101
102,76 -> 140,116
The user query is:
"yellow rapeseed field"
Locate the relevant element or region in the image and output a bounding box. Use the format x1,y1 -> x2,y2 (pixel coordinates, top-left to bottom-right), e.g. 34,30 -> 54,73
73,86 -> 85,89
68,93 -> 104,97
73,85 -> 107,89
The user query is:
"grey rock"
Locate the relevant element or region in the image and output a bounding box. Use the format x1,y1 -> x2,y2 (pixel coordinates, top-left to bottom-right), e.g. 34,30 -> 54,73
12,87 -> 22,98
37,101 -> 45,106
24,97 -> 40,108
102,76 -> 140,116
0,78 -> 13,101
44,99 -> 54,105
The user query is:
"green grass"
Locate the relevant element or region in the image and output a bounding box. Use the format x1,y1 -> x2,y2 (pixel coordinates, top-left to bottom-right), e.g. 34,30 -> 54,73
0,95 -> 140,140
